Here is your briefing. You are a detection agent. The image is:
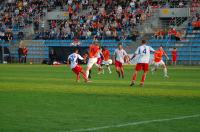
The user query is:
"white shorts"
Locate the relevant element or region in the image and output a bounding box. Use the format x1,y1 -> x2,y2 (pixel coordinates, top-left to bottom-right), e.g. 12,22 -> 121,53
102,59 -> 112,65
153,60 -> 165,67
87,58 -> 98,68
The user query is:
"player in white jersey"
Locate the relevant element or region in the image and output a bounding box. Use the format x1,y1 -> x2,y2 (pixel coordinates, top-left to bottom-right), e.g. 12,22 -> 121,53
113,43 -> 128,78
67,49 -> 88,82
130,40 -> 155,86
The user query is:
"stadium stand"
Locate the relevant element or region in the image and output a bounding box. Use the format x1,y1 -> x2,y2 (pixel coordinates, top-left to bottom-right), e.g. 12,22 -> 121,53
0,0 -> 200,65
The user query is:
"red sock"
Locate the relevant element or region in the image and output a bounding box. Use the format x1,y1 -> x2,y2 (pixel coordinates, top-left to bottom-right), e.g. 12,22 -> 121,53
132,73 -> 137,81
81,72 -> 88,81
141,74 -> 146,84
77,73 -> 80,81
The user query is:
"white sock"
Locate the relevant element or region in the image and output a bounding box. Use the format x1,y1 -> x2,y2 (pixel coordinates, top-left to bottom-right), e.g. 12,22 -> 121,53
164,68 -> 167,76
86,70 -> 89,78
107,66 -> 111,73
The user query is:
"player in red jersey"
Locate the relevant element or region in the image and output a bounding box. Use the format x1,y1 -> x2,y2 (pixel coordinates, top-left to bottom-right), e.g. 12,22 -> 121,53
102,47 -> 112,74
67,49 -> 88,82
151,46 -> 169,78
171,47 -> 177,66
85,42 -> 100,79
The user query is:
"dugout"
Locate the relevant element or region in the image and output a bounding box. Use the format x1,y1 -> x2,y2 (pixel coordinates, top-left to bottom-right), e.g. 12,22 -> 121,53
49,46 -> 89,63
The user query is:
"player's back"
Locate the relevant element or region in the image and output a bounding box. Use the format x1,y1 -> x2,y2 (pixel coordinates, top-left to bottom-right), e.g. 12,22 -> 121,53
89,44 -> 99,58
135,45 -> 154,63
103,49 -> 110,61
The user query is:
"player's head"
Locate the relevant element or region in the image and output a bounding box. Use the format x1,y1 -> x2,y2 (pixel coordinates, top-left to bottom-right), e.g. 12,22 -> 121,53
74,48 -> 79,53
159,45 -> 163,50
174,47 -> 177,50
102,46 -> 106,51
118,42 -> 123,50
141,39 -> 147,45
94,41 -> 99,46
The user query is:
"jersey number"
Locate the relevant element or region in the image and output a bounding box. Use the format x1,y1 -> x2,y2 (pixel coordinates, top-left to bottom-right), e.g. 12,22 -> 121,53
143,49 -> 146,54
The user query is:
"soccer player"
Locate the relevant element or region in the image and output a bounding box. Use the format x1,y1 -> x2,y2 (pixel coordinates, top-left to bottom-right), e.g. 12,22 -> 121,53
96,48 -> 104,74
113,43 -> 128,78
67,49 -> 88,82
85,42 -> 100,78
130,40 -> 155,86
151,46 -> 169,78
102,47 -> 112,74
172,47 -> 177,66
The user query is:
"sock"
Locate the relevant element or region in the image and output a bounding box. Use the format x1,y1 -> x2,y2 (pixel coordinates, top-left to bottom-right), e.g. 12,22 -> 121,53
107,66 -> 111,73
116,70 -> 120,77
121,70 -> 124,78
132,73 -> 137,82
81,72 -> 88,81
141,74 -> 146,84
86,70 -> 89,78
164,67 -> 167,76
77,73 -> 80,81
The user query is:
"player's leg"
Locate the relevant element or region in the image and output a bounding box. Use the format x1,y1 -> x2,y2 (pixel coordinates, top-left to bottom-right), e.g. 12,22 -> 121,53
140,63 -> 149,86
116,66 -> 121,77
86,58 -> 96,78
120,66 -> 124,78
107,65 -> 112,74
140,71 -> 147,86
76,73 -> 80,82
151,61 -> 156,74
130,63 -> 141,86
130,70 -> 138,86
162,62 -> 168,77
115,61 -> 121,77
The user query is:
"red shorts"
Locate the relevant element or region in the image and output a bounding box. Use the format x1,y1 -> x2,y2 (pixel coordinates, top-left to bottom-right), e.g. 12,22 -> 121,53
72,65 -> 83,74
135,63 -> 149,72
172,56 -> 177,62
115,60 -> 123,68
97,58 -> 102,65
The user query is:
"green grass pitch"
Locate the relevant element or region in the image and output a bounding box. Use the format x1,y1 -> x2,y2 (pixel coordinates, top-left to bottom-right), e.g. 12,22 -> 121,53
0,64 -> 200,132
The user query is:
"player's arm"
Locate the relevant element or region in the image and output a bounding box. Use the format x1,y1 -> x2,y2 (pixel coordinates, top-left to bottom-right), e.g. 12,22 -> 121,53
164,51 -> 169,60
130,47 -> 139,60
67,56 -> 70,66
150,46 -> 155,53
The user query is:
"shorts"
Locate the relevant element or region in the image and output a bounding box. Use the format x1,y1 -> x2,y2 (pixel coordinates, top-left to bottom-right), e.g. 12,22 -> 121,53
172,56 -> 177,62
72,65 -> 83,74
97,58 -> 102,65
153,60 -> 165,67
102,59 -> 112,65
135,63 -> 149,72
115,60 -> 123,68
87,57 -> 98,68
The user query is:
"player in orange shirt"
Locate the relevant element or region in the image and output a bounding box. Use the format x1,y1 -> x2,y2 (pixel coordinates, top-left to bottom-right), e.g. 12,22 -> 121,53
151,46 -> 169,78
102,47 -> 112,74
85,42 -> 100,79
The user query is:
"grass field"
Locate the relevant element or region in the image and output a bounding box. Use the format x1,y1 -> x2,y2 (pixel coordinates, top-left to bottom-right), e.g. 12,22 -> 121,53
0,64 -> 200,132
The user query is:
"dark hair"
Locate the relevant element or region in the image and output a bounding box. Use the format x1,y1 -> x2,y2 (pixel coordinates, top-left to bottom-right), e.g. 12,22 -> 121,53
118,42 -> 122,46
142,39 -> 146,44
74,48 -> 79,52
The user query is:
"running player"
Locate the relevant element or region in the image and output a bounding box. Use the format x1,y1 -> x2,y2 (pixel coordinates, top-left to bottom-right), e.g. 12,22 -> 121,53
102,47 -> 112,74
151,46 -> 169,78
85,42 -> 100,78
67,49 -> 88,82
96,48 -> 104,74
113,43 -> 128,78
130,40 -> 155,86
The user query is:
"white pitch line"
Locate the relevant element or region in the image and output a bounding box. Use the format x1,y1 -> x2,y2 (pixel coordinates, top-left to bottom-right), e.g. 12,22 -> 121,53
65,114 -> 200,132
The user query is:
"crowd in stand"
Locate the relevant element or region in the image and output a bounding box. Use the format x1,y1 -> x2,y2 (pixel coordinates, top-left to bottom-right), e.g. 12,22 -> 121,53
0,0 -> 197,41
35,0 -> 156,40
153,28 -> 185,41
